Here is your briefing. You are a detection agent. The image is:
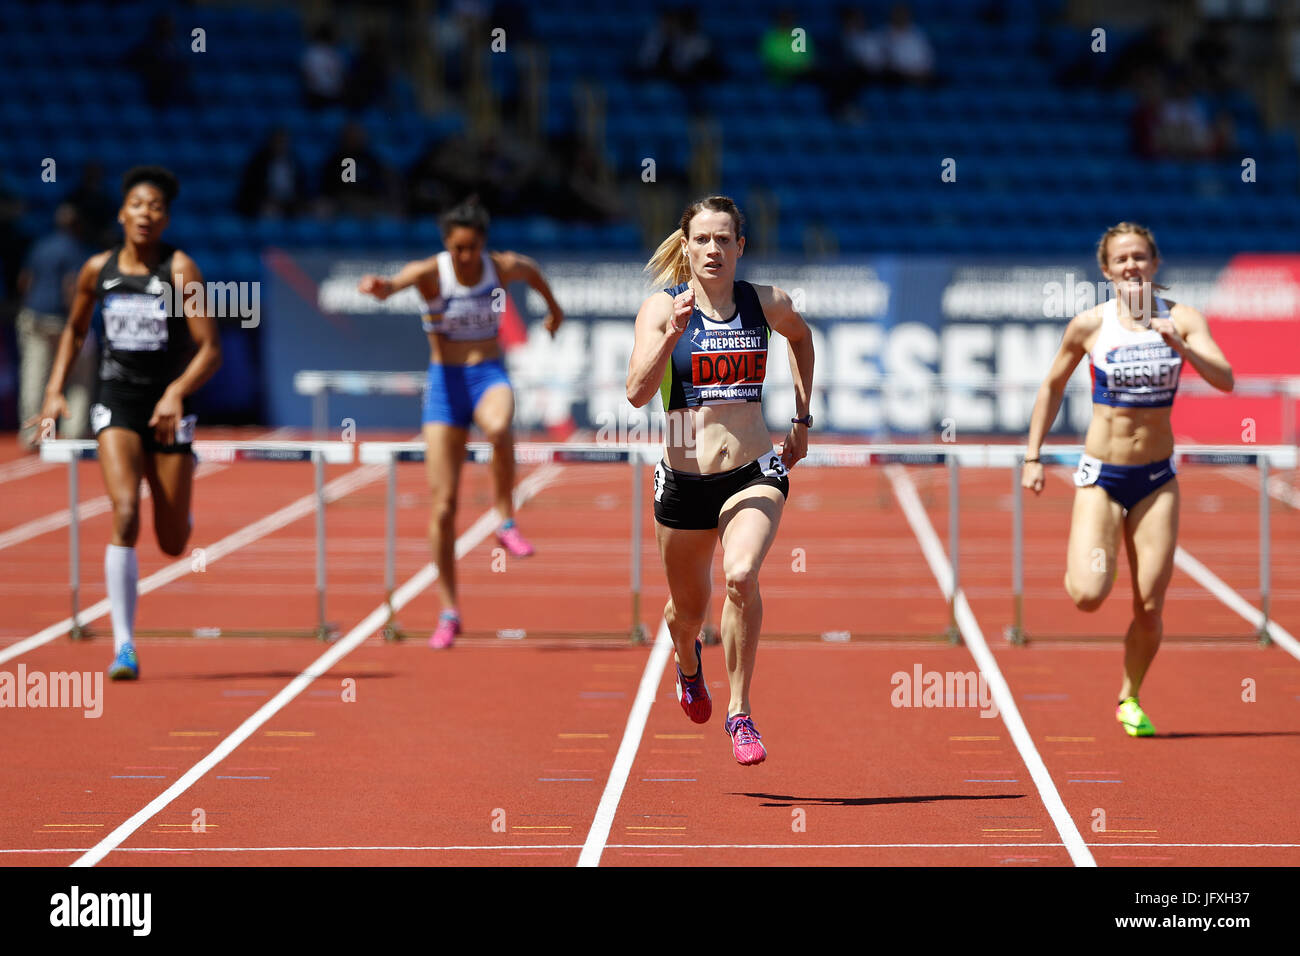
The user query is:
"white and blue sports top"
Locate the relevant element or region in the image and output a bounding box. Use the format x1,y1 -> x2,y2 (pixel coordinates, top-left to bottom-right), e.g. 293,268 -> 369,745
421,250 -> 502,341
1088,295 -> 1182,408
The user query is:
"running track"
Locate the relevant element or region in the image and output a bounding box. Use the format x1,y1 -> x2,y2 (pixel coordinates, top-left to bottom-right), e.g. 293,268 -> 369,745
1,431 -> 1297,867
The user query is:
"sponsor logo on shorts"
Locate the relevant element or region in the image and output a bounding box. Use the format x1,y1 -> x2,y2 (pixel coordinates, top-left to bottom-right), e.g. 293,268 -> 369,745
174,415 -> 196,445
90,403 -> 111,434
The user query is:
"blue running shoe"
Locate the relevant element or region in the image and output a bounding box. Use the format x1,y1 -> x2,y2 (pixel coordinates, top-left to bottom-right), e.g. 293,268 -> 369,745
109,642 -> 139,681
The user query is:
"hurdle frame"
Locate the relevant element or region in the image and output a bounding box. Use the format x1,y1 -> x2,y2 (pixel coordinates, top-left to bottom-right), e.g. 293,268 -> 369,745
1004,444 -> 1294,646
358,440 -> 1294,645
38,436 -> 1290,645
359,440 -> 655,643
40,439 -> 355,642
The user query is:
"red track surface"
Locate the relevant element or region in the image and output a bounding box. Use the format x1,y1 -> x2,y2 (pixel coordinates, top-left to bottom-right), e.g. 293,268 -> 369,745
2,431 -> 1297,867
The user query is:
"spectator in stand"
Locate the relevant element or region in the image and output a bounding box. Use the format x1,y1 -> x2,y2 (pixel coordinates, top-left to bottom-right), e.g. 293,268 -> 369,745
530,137 -> 623,222
302,23 -> 346,109
1129,69 -> 1167,158
760,8 -> 815,85
635,9 -> 677,77
1158,75 -> 1214,158
672,11 -> 721,85
0,173 -> 26,306
16,204 -> 94,447
1291,22 -> 1300,91
821,6 -> 886,119
65,162 -> 117,249
488,0 -> 535,119
408,140 -> 464,218
317,123 -> 401,217
1189,24 -> 1234,94
345,30 -> 393,111
125,12 -> 192,109
560,140 -> 623,223
1106,21 -> 1181,91
1208,109 -> 1237,157
236,128 -> 308,218
492,0 -> 533,44
635,10 -> 720,88
882,3 -> 936,87
1131,70 -> 1222,160
429,0 -> 491,97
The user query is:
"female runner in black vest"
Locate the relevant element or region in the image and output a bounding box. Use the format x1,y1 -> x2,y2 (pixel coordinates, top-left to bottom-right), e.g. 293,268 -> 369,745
33,166 -> 222,679
626,196 -> 814,765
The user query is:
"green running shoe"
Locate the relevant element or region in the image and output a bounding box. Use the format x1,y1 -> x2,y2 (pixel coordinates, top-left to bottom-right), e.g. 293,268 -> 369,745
1116,696 -> 1154,737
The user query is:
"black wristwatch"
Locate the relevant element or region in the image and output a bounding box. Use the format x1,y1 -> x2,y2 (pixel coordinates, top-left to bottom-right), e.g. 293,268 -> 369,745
791,415 -> 813,428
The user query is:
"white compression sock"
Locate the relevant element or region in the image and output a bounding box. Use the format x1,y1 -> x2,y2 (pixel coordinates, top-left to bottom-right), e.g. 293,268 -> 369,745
105,544 -> 138,652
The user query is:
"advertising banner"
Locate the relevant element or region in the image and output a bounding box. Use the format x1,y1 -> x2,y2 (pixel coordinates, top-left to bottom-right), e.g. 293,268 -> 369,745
261,251 -> 1298,442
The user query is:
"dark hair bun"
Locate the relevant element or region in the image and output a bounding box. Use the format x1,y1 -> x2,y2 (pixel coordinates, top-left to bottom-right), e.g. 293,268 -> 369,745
121,165 -> 180,206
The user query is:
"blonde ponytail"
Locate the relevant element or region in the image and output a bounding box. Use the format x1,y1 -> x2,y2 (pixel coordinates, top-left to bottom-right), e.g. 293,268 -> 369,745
643,196 -> 746,289
645,228 -> 690,288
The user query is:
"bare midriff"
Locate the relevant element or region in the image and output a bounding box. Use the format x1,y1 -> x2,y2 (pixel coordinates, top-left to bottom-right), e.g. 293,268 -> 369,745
427,331 -> 501,366
1084,404 -> 1174,465
663,401 -> 775,473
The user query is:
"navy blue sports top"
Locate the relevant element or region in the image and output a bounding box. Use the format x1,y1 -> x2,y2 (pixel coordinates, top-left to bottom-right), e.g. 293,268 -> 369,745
660,280 -> 770,410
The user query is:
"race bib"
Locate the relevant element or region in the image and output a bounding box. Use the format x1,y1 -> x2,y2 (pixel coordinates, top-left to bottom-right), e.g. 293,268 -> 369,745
103,293 -> 169,352
653,461 -> 666,502
1073,454 -> 1102,487
757,448 -> 787,479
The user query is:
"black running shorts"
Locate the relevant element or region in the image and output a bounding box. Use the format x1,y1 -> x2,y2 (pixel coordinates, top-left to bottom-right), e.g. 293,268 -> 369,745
653,450 -> 790,531
91,380 -> 196,454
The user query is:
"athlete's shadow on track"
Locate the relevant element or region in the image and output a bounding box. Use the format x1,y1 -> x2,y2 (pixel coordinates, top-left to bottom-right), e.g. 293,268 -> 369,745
736,792 -> 1027,807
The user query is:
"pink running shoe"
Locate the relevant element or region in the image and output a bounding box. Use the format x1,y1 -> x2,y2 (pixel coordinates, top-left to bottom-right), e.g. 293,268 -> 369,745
496,522 -> 535,558
429,612 -> 461,649
674,638 -> 712,724
724,713 -> 767,766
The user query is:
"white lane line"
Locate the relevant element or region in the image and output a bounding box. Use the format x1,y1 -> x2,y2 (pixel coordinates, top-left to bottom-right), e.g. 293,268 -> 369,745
886,464 -> 1097,868
0,456 -> 57,484
10,842 -> 1297,854
70,464 -> 563,868
1174,547 -> 1300,661
0,427 -> 294,552
0,498 -> 117,552
0,465 -> 382,667
577,619 -> 674,868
